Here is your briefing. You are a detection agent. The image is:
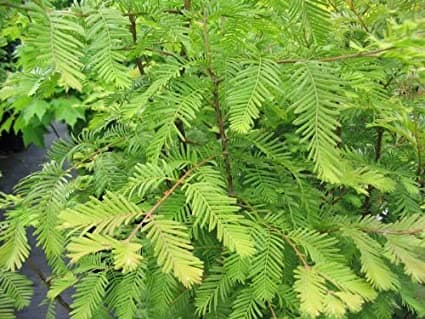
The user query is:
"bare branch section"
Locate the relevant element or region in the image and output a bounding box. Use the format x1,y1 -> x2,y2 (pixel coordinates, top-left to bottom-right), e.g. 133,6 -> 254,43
128,14 -> 144,75
278,47 -> 393,64
27,258 -> 72,313
202,14 -> 234,194
348,0 -> 370,32
268,302 -> 278,319
183,0 -> 191,10
361,227 -> 424,236
282,235 -> 310,268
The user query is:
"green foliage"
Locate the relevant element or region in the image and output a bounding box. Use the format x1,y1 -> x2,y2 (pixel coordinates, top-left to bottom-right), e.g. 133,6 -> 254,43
70,272 -> 109,319
0,0 -> 425,319
0,269 -> 33,318
227,59 -> 281,133
85,7 -> 132,88
288,62 -> 344,182
22,3 -> 85,90
249,227 -> 285,301
195,265 -> 234,315
59,192 -> 143,235
145,215 -> 203,287
185,177 -> 254,256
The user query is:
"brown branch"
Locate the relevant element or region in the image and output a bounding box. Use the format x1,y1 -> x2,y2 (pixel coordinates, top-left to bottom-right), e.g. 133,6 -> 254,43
183,0 -> 191,10
71,11 -> 147,18
144,47 -> 181,59
119,45 -> 182,59
128,14 -> 144,75
324,221 -> 424,236
164,9 -> 183,15
360,227 -> 424,236
327,0 -> 340,13
49,124 -> 61,139
348,0 -> 370,32
202,15 -> 212,65
212,78 -> 234,194
268,302 -> 278,319
413,114 -> 424,187
60,136 -> 128,175
277,47 -> 393,64
330,187 -> 349,205
202,14 -> 234,194
282,235 -> 309,268
125,156 -> 216,242
27,258 -> 72,313
374,127 -> 384,162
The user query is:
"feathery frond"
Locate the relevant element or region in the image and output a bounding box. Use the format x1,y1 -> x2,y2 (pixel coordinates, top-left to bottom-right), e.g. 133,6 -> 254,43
249,227 -> 285,301
60,192 -> 143,235
22,3 -> 85,90
70,272 -> 109,319
288,62 -> 344,182
0,270 -> 33,311
195,265 -> 235,316
226,59 -> 281,133
1,1 -> 423,317
144,215 -> 204,287
85,7 -> 131,88
229,286 -> 266,319
185,181 -> 254,256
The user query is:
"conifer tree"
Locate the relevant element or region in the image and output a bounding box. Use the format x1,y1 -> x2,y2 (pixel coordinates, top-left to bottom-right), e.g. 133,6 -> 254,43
0,0 -> 424,318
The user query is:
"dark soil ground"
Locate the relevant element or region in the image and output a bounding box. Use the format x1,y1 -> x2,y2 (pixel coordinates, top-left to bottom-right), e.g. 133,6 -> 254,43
0,124 -> 70,319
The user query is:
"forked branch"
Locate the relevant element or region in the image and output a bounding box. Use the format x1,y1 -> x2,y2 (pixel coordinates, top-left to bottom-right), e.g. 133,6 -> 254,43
126,156 -> 216,242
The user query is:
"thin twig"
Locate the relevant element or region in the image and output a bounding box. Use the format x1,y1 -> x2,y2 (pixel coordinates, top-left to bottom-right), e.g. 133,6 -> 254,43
282,235 -> 309,268
202,13 -> 234,194
268,302 -> 278,319
277,47 -> 393,64
172,0 -> 193,151
361,72 -> 398,216
128,14 -> 144,75
374,127 -> 384,162
63,137 -> 127,174
361,127 -> 383,216
183,0 -> 191,10
144,47 -> 181,59
413,114 -> 424,187
325,221 -> 424,236
327,0 -> 340,13
361,227 -> 424,236
348,0 -> 370,32
330,187 -> 349,205
49,124 -> 60,139
125,156 -> 216,242
73,11 -> 147,18
118,46 -> 182,59
27,258 -> 72,313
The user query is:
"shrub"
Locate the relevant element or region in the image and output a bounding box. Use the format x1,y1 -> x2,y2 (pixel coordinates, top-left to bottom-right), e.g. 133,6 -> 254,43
0,1 -> 424,318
